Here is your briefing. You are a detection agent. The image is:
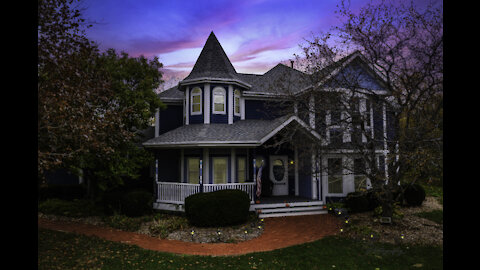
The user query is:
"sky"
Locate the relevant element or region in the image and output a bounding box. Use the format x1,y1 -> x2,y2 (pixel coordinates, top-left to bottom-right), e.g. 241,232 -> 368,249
78,0 -> 438,89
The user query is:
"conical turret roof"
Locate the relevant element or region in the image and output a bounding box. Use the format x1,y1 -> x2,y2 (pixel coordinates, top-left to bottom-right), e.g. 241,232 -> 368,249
180,32 -> 249,87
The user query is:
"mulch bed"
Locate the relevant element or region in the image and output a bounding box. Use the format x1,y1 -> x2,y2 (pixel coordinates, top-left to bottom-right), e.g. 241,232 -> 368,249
338,197 -> 443,246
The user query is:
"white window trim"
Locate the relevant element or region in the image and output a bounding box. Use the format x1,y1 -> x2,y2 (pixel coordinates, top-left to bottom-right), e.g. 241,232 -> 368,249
212,87 -> 226,115
190,87 -> 202,115
234,89 -> 241,117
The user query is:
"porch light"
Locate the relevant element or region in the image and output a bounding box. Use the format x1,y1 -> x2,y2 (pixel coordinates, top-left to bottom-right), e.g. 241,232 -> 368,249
401,234 -> 405,239
258,226 -> 262,229
290,160 -> 294,165
340,228 -> 344,232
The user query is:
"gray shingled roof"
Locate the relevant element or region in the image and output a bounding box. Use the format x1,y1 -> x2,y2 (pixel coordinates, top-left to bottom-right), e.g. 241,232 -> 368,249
143,115 -> 321,147
180,32 -> 248,86
244,64 -> 311,95
158,85 -> 183,101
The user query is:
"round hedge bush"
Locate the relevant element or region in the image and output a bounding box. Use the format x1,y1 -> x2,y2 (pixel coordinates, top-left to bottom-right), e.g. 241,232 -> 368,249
185,189 -> 250,227
403,183 -> 426,206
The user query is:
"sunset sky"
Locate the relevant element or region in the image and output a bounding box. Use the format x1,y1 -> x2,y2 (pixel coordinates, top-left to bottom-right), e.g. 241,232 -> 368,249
79,0 -> 437,88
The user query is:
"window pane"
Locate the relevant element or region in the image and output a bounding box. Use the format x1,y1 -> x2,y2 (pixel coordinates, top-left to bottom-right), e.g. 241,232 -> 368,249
237,157 -> 246,183
192,104 -> 201,112
234,97 -> 240,114
213,158 -> 227,184
214,103 -> 224,112
214,94 -> 224,104
188,158 -> 199,184
328,158 -> 343,193
331,110 -> 341,125
192,95 -> 200,104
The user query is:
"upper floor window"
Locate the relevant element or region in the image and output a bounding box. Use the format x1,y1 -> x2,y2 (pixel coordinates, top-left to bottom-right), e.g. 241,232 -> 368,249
191,87 -> 202,115
212,87 -> 226,114
234,89 -> 241,116
364,99 -> 372,128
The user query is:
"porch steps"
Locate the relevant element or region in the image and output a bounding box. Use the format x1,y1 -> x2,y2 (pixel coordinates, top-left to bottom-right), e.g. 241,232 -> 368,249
250,201 -> 328,218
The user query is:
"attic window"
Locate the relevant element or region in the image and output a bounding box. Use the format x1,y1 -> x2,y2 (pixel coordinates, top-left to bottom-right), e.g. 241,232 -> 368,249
191,87 -> 202,115
234,89 -> 241,116
212,87 -> 226,114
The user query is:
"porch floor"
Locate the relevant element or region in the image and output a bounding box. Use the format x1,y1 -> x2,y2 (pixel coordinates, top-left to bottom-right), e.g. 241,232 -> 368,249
255,195 -> 318,204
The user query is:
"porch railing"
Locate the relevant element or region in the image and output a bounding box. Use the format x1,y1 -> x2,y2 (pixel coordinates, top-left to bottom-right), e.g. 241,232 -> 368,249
155,182 -> 256,204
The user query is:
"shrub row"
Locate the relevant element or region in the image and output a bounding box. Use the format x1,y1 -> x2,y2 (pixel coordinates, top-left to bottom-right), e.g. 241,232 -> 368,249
345,183 -> 426,213
185,189 -> 250,227
38,184 -> 86,201
102,189 -> 153,217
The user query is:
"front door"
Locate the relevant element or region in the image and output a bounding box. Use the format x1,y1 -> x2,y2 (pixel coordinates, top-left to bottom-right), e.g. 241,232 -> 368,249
270,155 -> 288,196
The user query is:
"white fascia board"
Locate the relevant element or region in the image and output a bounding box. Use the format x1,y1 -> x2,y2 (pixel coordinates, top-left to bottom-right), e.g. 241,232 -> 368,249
159,98 -> 184,104
259,115 -> 322,144
179,77 -> 251,89
320,149 -> 389,154
143,142 -> 261,148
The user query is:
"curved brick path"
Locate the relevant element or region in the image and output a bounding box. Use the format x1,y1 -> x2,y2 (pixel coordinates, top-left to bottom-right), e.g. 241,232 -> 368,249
38,214 -> 341,256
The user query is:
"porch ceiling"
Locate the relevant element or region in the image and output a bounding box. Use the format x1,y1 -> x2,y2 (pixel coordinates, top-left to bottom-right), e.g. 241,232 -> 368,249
143,115 -> 321,148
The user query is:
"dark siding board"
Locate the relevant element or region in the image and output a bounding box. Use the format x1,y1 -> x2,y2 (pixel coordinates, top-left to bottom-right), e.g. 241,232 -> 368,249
245,100 -> 288,120
386,111 -> 397,141
156,149 -> 180,182
159,104 -> 184,135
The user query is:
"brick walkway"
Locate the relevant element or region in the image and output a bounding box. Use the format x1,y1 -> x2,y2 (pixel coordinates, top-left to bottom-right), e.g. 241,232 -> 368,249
38,214 -> 341,256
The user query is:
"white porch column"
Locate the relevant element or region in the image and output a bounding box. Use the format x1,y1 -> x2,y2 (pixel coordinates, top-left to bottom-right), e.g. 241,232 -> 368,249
240,97 -> 245,120
154,108 -> 160,137
294,146 -> 299,196
204,84 -> 210,124
185,86 -> 190,125
180,149 -> 184,183
382,102 -> 389,183
203,148 -> 209,184
228,85 -> 234,124
230,148 -> 236,183
311,147 -> 317,199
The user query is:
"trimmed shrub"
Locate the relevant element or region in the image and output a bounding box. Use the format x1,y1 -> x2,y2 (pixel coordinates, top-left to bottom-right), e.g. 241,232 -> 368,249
345,192 -> 370,213
403,183 -> 426,206
185,189 -> 250,227
38,184 -> 86,201
38,198 -> 101,217
120,189 -> 153,217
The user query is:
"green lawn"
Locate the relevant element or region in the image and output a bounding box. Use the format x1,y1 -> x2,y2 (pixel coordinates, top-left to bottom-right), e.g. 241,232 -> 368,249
38,228 -> 442,270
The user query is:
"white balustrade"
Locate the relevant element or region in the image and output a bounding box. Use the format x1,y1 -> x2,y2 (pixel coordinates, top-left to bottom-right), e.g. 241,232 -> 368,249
156,182 -> 256,204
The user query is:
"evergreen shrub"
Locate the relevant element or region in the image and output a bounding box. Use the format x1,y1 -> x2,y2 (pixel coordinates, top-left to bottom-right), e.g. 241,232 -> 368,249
403,183 -> 426,206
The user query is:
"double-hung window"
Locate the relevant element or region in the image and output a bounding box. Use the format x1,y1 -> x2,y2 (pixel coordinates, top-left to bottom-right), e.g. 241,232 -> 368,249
328,158 -> 343,194
191,87 -> 202,115
212,157 -> 228,184
234,89 -> 241,116
212,87 -> 226,114
187,157 -> 200,184
237,157 -> 246,183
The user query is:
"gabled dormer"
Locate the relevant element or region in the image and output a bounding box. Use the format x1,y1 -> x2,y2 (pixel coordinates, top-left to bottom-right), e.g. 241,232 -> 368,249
178,32 -> 251,125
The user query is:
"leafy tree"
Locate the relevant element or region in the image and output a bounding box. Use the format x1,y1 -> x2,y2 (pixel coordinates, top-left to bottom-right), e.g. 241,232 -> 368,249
267,0 -> 442,219
38,0 -> 165,200
38,0 -> 133,178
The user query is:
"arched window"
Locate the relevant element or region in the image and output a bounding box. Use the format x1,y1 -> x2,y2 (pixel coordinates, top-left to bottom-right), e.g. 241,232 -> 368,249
234,89 -> 241,116
212,87 -> 226,114
191,87 -> 202,115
